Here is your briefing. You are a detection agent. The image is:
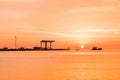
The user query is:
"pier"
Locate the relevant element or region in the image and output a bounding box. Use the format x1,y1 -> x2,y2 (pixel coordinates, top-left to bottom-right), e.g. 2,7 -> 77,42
0,40 -> 69,51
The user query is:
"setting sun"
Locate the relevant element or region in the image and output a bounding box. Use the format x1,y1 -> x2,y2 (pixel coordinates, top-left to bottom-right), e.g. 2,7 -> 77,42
80,45 -> 84,49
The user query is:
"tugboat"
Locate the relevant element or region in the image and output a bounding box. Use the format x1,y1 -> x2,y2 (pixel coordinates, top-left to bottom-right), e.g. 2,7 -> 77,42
91,47 -> 102,50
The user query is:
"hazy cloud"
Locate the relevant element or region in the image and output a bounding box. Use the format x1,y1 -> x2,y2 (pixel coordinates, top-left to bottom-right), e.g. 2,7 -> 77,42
65,5 -> 117,14
73,29 -> 120,33
0,0 -> 43,2
102,0 -> 119,3
0,9 -> 29,18
20,29 -> 93,38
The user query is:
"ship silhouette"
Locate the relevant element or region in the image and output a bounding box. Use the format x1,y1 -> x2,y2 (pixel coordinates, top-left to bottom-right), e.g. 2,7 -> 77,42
91,47 -> 102,50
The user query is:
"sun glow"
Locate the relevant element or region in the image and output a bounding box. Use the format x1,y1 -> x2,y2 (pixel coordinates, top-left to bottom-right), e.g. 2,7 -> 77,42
80,45 -> 84,49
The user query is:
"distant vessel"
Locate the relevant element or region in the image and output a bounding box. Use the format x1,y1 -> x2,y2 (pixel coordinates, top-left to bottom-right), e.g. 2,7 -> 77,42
75,49 -> 79,51
91,47 -> 102,50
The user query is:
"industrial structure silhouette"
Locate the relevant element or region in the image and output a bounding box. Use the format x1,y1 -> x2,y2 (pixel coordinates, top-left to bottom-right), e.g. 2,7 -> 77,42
0,40 -> 70,51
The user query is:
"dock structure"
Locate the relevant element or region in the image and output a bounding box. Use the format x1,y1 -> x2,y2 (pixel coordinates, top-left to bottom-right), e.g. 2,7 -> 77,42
40,40 -> 55,50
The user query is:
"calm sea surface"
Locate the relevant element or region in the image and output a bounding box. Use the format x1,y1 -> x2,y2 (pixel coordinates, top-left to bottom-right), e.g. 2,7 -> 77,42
0,50 -> 120,80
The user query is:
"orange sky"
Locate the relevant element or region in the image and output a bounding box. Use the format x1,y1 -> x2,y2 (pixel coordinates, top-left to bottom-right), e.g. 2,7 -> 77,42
0,0 -> 120,50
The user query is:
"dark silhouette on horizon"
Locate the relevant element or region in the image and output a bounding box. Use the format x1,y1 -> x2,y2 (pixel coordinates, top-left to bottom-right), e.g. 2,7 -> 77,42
0,40 -> 70,51
0,39 -> 103,51
91,47 -> 102,50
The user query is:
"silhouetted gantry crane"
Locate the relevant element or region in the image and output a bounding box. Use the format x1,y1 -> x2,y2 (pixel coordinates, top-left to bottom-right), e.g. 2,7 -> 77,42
40,40 -> 55,50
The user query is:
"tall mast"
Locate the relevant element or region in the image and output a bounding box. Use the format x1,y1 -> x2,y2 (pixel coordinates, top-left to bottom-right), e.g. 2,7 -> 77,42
15,36 -> 17,49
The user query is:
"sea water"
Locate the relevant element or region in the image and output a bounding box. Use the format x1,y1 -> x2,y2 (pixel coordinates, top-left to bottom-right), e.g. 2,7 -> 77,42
0,50 -> 120,80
